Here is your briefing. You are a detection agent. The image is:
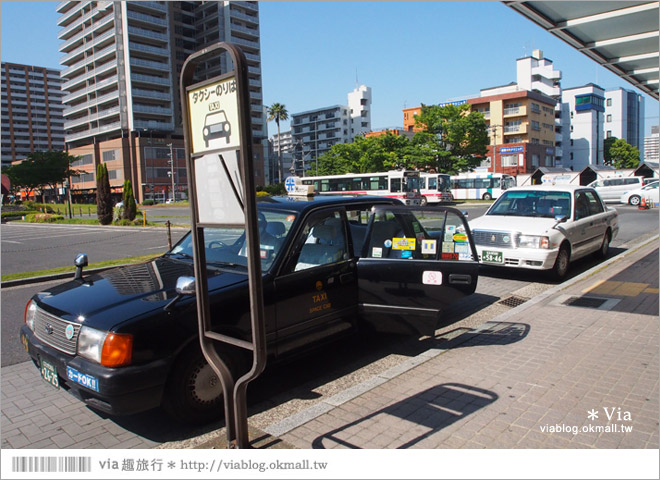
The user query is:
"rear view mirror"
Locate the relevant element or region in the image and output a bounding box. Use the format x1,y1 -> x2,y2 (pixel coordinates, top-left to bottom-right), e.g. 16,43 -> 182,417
74,253 -> 88,280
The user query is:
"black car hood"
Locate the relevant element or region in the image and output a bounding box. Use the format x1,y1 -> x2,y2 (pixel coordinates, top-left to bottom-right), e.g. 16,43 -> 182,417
35,257 -> 247,331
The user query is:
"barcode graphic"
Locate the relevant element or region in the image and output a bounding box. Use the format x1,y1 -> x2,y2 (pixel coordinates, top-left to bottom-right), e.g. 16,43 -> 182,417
12,456 -> 92,473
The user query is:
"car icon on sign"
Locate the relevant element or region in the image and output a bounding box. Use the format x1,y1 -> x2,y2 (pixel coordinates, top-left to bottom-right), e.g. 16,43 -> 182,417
202,110 -> 231,147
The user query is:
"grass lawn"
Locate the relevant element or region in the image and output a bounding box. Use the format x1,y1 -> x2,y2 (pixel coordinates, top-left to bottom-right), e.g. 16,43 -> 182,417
1,253 -> 163,282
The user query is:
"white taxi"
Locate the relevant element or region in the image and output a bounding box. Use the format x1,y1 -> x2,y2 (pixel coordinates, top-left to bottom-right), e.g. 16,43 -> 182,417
469,185 -> 619,279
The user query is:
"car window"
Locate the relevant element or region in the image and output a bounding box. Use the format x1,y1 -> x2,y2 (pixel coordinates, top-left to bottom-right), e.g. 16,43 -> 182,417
574,192 -> 592,220
488,190 -> 571,218
168,209 -> 296,272
364,207 -> 475,261
584,191 -> 604,215
286,210 -> 348,273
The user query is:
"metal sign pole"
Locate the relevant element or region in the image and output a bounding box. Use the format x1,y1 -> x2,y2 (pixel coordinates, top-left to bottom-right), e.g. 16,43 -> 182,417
179,42 -> 267,449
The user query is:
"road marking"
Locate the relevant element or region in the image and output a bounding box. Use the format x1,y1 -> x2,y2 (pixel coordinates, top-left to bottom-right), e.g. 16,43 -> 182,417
1,240 -> 22,244
144,245 -> 169,250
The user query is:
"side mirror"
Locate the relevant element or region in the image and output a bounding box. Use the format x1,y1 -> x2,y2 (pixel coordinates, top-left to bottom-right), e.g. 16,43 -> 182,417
74,253 -> 88,280
461,211 -> 469,218
175,276 -> 196,296
554,214 -> 568,223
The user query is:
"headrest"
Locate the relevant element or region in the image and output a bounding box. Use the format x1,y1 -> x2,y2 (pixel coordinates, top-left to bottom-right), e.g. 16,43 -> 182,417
265,221 -> 285,236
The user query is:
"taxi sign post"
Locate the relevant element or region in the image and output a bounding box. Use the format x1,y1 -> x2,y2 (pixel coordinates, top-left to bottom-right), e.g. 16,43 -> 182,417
180,42 -> 266,448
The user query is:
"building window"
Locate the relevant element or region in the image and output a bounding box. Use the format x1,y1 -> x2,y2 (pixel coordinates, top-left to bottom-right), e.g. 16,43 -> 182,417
102,149 -> 116,162
531,121 -> 540,131
607,130 -> 612,138
607,98 -> 612,107
501,154 -> 517,167
531,103 -> 540,113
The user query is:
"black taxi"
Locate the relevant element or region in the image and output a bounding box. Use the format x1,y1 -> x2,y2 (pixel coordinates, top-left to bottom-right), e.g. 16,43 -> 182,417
20,195 -> 479,423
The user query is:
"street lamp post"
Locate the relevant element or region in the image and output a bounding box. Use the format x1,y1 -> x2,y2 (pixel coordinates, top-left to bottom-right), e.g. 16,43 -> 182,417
167,143 -> 175,202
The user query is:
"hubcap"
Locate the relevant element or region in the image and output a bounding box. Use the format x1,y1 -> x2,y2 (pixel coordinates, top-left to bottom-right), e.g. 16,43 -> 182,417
189,362 -> 222,404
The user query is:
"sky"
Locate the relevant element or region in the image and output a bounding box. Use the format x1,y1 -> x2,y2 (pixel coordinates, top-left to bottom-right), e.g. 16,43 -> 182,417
1,0 -> 658,137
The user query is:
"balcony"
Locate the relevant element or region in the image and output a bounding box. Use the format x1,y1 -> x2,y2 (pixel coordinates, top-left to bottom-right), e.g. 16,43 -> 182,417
130,57 -> 170,72
503,124 -> 527,135
132,89 -> 171,101
132,105 -> 172,116
131,73 -> 171,86
126,9 -> 167,27
128,42 -> 170,58
127,26 -> 168,43
133,119 -> 174,131
503,106 -> 526,117
65,121 -> 122,143
61,59 -> 117,91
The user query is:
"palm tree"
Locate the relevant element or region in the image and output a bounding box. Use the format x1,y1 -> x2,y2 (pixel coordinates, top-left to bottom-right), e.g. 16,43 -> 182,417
267,103 -> 289,183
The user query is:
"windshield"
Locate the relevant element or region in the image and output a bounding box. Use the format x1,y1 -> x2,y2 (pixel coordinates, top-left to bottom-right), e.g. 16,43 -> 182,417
167,209 -> 297,272
488,190 -> 572,218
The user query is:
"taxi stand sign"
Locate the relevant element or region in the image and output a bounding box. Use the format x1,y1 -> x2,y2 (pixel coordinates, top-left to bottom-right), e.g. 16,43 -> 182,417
180,42 -> 266,449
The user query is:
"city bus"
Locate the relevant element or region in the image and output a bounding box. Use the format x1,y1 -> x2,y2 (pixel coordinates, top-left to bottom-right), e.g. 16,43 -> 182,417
420,173 -> 453,205
449,172 -> 516,200
301,170 -> 423,205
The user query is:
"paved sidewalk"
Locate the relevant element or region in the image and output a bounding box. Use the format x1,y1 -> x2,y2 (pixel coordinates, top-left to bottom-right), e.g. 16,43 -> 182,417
258,238 -> 659,449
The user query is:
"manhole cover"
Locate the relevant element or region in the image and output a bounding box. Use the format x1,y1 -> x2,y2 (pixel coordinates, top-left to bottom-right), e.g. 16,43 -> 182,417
563,296 -> 608,309
498,295 -> 528,308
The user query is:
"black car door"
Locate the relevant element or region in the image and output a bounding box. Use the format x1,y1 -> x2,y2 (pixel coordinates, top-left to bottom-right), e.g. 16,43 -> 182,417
272,207 -> 358,356
357,205 -> 479,336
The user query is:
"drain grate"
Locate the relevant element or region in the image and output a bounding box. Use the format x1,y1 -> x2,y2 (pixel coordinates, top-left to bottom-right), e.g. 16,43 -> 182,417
563,296 -> 608,309
498,295 -> 529,308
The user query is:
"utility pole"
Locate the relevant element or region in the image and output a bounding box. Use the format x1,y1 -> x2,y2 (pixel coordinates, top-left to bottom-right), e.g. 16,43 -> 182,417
488,124 -> 502,173
167,143 -> 175,202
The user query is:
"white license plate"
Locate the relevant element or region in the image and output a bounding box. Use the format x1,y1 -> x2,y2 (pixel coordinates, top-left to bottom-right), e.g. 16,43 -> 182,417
482,250 -> 503,264
40,359 -> 59,389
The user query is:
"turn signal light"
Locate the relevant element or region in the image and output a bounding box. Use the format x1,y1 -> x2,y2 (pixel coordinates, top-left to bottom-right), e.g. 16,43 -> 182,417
101,334 -> 133,367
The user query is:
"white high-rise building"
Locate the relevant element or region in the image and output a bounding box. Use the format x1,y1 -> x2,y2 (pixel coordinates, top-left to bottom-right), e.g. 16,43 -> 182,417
604,88 -> 645,157
644,126 -> 659,162
291,85 -> 372,170
57,1 -> 265,201
562,84 -> 606,171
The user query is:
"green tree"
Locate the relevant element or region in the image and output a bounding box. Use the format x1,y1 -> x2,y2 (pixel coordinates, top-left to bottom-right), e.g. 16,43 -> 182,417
413,103 -> 489,174
4,151 -> 80,201
605,138 -> 640,169
96,163 -> 112,225
603,136 -> 618,165
266,103 -> 289,183
121,179 -> 137,221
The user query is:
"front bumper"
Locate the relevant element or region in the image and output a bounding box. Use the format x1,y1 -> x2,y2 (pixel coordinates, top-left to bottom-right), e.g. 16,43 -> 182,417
475,245 -> 559,270
20,325 -> 170,416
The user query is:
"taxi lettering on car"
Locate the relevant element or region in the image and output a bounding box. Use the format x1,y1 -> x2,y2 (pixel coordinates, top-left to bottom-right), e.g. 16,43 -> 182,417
20,195 -> 479,424
469,184 -> 619,279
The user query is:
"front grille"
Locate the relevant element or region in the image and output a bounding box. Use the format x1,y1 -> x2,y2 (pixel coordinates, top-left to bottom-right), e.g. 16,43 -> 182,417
473,230 -> 516,248
33,307 -> 80,355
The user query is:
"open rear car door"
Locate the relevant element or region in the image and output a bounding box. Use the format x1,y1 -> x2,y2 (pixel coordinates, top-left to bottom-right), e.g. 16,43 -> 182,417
357,205 -> 479,336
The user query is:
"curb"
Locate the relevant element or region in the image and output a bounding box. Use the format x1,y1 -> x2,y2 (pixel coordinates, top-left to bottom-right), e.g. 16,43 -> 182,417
262,235 -> 659,438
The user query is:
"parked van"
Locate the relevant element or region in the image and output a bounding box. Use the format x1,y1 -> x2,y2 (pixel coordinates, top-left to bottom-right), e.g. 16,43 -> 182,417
588,176 -> 643,203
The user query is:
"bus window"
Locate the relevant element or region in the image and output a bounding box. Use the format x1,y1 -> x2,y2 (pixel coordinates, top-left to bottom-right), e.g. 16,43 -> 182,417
391,178 -> 402,192
428,177 -> 437,190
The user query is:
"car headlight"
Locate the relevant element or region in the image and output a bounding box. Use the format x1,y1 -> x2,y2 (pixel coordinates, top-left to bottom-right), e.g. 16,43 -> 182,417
518,235 -> 550,249
25,300 -> 37,331
78,326 -> 133,367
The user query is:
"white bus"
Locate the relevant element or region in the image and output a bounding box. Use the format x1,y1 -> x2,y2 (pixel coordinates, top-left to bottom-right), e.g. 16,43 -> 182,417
420,173 -> 453,205
301,170 -> 423,205
450,172 -> 516,200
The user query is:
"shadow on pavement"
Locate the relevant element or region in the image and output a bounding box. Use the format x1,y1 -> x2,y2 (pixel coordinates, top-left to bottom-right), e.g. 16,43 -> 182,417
311,383 -> 498,449
434,321 -> 530,349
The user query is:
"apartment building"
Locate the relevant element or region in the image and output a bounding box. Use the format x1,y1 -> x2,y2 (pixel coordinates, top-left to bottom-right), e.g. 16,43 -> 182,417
604,87 -> 645,157
57,1 -> 265,202
562,84 -> 606,171
290,85 -> 372,170
268,130 -> 294,179
468,90 -> 557,175
644,125 -> 659,162
1,62 -> 65,168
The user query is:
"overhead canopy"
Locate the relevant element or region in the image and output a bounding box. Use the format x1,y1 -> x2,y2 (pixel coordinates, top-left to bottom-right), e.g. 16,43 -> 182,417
503,1 -> 659,100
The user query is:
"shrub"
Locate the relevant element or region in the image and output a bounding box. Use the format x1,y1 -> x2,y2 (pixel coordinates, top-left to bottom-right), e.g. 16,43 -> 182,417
142,200 -> 155,206
24,213 -> 64,223
96,164 -> 112,225
256,191 -> 271,198
122,180 -> 137,221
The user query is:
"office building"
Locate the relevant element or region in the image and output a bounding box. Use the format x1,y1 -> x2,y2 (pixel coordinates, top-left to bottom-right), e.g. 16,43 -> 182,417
644,126 -> 659,162
57,1 -> 265,202
1,62 -> 65,168
562,84 -> 606,171
604,88 -> 645,157
290,85 -> 372,169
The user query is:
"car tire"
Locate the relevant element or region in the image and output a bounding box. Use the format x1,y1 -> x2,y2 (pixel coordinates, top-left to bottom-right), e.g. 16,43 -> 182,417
482,192 -> 492,200
163,345 -> 240,425
595,230 -> 611,259
629,195 -> 641,206
551,245 -> 570,280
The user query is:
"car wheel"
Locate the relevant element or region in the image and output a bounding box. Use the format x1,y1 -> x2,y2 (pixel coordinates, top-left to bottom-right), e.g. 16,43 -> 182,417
163,346 -> 238,425
482,192 -> 492,200
551,245 -> 570,280
595,230 -> 611,259
420,196 -> 428,206
629,195 -> 641,206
